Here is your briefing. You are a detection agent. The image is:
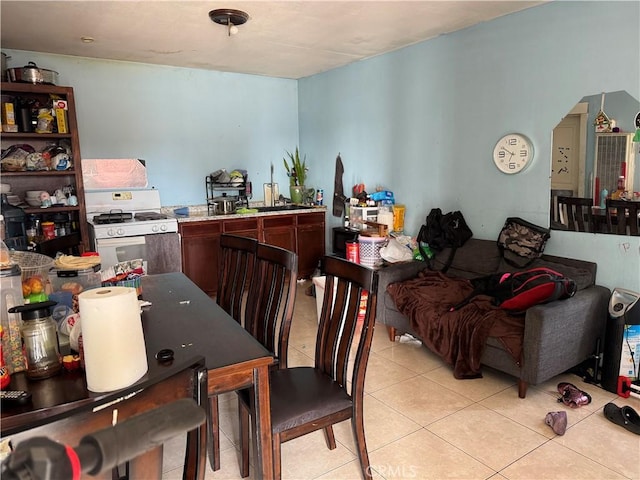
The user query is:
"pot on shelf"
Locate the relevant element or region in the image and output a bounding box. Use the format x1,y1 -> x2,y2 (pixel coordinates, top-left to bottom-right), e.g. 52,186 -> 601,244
7,62 -> 59,85
211,195 -> 237,215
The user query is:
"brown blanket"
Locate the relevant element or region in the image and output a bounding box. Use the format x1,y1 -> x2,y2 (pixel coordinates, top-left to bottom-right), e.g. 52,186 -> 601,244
387,270 -> 523,379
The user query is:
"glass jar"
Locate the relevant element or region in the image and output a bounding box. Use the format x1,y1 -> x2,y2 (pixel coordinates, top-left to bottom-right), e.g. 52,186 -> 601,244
9,301 -> 62,379
53,213 -> 70,237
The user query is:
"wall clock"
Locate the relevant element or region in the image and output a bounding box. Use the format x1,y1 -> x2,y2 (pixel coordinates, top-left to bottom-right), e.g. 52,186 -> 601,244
493,133 -> 534,174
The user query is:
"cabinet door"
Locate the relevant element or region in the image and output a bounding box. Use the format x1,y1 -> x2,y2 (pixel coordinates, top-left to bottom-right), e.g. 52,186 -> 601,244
223,218 -> 259,239
296,213 -> 326,278
262,215 -> 295,252
179,222 -> 221,296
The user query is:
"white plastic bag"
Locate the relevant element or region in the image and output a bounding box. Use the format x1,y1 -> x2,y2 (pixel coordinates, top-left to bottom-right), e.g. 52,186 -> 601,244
379,237 -> 413,263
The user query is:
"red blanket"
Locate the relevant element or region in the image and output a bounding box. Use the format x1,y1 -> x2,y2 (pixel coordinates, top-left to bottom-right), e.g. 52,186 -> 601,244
387,270 -> 523,379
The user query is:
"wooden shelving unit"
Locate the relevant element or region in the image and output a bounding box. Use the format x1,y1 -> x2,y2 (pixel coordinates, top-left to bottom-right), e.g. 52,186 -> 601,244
1,82 -> 89,254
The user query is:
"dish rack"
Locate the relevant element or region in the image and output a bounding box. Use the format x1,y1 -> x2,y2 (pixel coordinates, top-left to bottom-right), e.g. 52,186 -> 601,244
205,173 -> 252,214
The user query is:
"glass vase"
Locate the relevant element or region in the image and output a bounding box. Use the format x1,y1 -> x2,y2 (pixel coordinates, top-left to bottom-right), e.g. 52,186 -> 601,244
290,185 -> 304,204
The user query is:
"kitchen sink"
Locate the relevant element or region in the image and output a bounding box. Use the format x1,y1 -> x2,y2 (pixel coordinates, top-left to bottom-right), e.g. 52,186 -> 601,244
255,205 -> 315,212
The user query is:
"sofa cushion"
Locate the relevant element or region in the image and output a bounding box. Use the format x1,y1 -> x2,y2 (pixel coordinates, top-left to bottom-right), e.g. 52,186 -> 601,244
432,239 -> 502,278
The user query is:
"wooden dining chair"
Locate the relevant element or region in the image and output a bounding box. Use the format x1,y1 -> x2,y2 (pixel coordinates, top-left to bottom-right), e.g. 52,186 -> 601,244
557,196 -> 595,232
243,242 -> 298,365
606,199 -> 640,236
238,256 -> 378,480
209,233 -> 258,471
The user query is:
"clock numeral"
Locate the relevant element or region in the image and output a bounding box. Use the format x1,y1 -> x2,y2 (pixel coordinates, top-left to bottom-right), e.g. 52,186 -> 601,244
509,162 -> 517,169
519,150 -> 527,157
508,138 -> 517,145
498,151 -> 506,158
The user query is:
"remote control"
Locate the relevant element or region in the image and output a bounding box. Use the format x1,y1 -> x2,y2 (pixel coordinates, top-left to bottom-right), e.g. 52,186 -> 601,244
0,390 -> 32,406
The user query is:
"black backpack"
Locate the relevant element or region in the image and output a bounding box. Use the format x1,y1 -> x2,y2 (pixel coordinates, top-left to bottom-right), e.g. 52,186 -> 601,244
417,208 -> 473,272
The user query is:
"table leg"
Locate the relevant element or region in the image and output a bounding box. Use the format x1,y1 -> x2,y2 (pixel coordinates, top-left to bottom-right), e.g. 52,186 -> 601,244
185,366 -> 208,480
252,364 -> 274,480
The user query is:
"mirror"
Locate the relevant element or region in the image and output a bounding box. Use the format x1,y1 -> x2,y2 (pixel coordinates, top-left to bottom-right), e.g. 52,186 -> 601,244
550,90 -> 640,235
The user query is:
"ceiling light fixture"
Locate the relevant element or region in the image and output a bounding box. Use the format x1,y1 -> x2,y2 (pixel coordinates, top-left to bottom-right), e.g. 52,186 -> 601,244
209,8 -> 249,36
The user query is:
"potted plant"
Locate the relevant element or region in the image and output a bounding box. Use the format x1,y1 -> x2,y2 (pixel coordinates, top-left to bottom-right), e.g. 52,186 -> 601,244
283,147 -> 307,203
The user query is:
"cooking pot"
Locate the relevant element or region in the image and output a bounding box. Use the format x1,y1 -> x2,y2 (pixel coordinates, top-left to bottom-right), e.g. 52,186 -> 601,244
211,196 -> 237,215
7,62 -> 59,85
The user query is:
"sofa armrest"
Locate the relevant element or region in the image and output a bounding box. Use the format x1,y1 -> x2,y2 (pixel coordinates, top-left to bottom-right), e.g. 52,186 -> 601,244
375,260 -> 426,324
519,285 -> 610,385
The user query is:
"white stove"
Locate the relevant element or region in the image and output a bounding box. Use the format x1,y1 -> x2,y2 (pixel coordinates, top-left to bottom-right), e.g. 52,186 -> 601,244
85,189 -> 181,274
86,189 -> 178,239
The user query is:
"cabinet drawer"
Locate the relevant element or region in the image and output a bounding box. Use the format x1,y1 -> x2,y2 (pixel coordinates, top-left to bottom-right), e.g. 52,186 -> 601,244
179,221 -> 222,237
262,216 -> 295,228
223,218 -> 258,233
297,212 -> 325,226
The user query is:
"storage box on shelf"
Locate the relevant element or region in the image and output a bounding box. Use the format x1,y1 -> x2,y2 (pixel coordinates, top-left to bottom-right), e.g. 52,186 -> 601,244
0,82 -> 88,254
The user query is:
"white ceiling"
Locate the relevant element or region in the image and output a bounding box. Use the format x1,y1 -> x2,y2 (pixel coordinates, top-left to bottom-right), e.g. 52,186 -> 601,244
1,1 -> 546,80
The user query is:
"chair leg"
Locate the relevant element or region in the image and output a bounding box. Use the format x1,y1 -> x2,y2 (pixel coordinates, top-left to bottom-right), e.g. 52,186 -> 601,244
273,432 -> 282,480
352,411 -> 372,479
238,398 -> 250,478
518,379 -> 528,398
323,426 -> 337,450
387,326 -> 397,342
208,396 -> 221,471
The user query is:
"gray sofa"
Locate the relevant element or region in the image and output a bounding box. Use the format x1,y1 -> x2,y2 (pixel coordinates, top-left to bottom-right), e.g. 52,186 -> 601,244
376,238 -> 610,398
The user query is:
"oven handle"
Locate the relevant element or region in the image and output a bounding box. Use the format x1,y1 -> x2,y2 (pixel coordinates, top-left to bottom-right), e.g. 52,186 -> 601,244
95,236 -> 146,247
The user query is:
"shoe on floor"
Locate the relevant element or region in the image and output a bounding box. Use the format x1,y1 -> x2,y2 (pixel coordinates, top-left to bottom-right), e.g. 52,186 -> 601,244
603,403 -> 640,435
557,382 -> 592,408
545,411 -> 567,435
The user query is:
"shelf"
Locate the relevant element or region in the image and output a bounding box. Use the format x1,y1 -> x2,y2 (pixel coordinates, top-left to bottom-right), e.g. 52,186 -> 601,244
0,82 -> 89,253
1,170 -> 77,176
1,132 -> 73,140
0,82 -> 72,95
36,232 -> 82,257
21,206 -> 81,215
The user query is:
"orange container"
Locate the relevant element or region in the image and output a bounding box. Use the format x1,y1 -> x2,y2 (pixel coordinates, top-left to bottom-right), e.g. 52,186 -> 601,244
392,204 -> 406,232
42,221 -> 55,240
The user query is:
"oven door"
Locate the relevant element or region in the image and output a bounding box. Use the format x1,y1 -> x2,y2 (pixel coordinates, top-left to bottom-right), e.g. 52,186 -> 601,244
95,236 -> 147,271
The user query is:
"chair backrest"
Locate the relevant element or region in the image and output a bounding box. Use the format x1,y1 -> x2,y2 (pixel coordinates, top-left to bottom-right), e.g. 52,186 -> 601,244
315,256 -> 378,396
557,196 -> 594,232
217,234 -> 258,323
244,242 -> 298,367
606,199 -> 640,236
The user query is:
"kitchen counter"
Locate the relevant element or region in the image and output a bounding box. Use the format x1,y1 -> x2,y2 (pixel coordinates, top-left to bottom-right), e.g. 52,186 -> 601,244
162,204 -> 326,222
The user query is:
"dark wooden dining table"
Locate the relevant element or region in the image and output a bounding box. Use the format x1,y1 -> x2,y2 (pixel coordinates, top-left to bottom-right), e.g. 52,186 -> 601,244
141,272 -> 275,480
2,272 -> 275,480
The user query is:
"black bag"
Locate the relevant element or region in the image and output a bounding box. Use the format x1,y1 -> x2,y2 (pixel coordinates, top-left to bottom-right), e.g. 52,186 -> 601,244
497,217 -> 550,268
451,267 -> 577,313
418,208 -> 473,272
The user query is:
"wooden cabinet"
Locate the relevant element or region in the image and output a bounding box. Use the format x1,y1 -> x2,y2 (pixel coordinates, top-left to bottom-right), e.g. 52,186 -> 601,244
262,215 -> 296,252
0,82 -> 89,254
296,212 -> 325,278
180,211 -> 325,296
179,220 -> 222,296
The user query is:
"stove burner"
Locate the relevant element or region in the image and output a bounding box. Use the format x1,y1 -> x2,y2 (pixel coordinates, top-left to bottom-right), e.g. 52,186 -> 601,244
134,212 -> 168,221
92,212 -> 133,224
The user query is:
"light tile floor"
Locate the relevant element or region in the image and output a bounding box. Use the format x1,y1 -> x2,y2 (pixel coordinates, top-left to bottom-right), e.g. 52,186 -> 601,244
162,281 -> 639,480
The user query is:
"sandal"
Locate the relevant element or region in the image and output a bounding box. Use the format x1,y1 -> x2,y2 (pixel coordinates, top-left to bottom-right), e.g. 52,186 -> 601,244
557,382 -> 592,408
603,403 -> 640,435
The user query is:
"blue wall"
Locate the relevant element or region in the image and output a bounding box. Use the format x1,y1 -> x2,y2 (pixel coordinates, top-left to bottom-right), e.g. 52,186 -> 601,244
2,52 -> 299,205
3,1 -> 639,291
299,1 -> 640,292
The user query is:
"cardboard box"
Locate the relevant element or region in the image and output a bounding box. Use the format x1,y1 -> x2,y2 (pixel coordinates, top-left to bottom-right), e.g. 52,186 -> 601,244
1,102 -> 17,132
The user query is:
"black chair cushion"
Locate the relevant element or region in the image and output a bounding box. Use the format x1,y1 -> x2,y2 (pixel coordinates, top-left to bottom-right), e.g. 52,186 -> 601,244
240,367 -> 352,434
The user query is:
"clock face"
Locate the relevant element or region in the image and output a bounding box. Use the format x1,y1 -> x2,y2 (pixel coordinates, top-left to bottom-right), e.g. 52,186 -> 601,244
493,133 -> 534,174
